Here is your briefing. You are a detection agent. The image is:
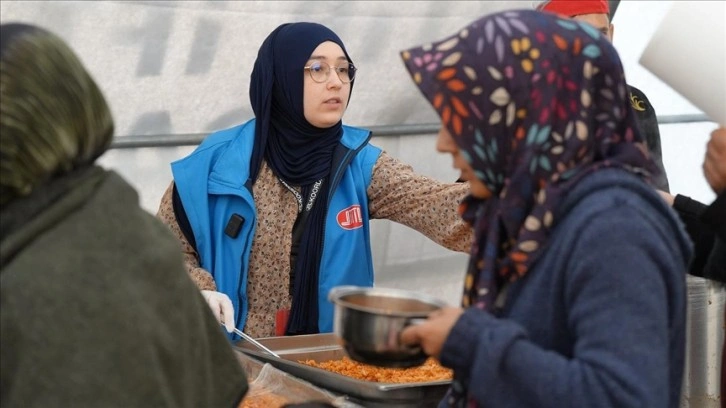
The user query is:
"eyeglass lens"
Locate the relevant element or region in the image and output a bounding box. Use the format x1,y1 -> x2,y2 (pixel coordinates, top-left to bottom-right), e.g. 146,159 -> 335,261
307,61 -> 356,83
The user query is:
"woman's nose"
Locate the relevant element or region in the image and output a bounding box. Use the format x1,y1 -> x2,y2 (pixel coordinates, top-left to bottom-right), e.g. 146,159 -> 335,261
436,127 -> 458,153
326,70 -> 343,89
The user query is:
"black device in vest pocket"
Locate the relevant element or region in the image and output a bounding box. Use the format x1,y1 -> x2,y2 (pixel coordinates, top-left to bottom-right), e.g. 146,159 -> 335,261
224,214 -> 244,238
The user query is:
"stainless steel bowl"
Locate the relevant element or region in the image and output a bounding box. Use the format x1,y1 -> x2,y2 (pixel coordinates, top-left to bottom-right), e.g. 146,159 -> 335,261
328,285 -> 447,368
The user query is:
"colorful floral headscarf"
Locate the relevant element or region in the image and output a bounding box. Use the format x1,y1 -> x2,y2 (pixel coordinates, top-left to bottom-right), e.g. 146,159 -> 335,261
401,10 -> 655,311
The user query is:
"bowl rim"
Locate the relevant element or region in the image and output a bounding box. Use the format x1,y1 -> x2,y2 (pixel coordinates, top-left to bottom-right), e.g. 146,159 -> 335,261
328,285 -> 448,317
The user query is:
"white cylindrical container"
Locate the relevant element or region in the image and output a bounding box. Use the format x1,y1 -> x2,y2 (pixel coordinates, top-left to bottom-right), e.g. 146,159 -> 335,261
680,276 -> 725,408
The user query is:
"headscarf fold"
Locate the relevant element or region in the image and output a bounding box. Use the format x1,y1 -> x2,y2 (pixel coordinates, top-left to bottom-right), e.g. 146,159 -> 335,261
0,23 -> 113,208
401,9 -> 654,313
248,22 -> 355,334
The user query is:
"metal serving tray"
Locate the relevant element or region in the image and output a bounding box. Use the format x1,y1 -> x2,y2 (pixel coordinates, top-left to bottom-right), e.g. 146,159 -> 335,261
235,333 -> 451,408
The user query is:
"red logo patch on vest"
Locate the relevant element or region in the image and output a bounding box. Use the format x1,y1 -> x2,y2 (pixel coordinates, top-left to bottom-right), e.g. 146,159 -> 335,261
337,205 -> 363,230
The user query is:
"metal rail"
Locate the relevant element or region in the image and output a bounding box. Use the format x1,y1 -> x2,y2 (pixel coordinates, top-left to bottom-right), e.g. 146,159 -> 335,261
109,113 -> 712,149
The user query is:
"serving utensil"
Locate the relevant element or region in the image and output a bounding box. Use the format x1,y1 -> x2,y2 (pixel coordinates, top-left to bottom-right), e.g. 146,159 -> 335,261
234,328 -> 281,358
223,324 -> 281,358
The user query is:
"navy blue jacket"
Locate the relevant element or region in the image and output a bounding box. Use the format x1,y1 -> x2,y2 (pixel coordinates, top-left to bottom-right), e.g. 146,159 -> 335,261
441,169 -> 692,408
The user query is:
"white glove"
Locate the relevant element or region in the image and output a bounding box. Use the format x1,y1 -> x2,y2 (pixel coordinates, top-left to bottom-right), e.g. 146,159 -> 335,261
201,290 -> 235,333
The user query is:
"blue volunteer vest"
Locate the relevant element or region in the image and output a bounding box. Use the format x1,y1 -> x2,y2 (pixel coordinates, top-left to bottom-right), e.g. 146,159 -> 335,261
171,119 -> 381,338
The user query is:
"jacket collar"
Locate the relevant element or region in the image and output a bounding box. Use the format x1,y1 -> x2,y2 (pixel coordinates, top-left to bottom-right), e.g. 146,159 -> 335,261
209,119 -> 371,191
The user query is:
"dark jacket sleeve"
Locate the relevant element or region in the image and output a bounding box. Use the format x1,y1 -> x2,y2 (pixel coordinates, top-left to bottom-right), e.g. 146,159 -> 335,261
701,192 -> 726,240
672,194 -> 715,277
671,192 -> 726,281
700,193 -> 726,281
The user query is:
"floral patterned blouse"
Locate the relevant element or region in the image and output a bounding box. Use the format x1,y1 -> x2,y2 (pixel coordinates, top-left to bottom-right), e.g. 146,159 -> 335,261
156,150 -> 471,337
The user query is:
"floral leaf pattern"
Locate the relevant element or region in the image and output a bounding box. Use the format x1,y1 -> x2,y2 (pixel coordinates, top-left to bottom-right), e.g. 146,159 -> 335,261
582,44 -> 602,59
579,21 -> 603,39
556,19 -> 579,30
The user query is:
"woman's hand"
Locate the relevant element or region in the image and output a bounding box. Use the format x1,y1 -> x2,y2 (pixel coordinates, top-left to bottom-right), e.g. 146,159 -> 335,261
400,306 -> 464,358
703,127 -> 726,195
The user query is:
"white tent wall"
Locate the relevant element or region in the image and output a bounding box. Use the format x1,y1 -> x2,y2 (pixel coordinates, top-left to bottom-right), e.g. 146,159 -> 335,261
1,1 -> 717,303
0,1 -> 524,137
0,0 -> 718,307
1,0 -> 533,305
0,0 -> 716,198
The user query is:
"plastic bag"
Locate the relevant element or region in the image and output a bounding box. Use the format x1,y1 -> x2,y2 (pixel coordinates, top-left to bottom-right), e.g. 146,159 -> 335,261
234,351 -> 356,408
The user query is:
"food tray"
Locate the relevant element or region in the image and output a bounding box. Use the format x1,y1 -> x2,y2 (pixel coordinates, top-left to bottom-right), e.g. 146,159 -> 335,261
235,333 -> 451,407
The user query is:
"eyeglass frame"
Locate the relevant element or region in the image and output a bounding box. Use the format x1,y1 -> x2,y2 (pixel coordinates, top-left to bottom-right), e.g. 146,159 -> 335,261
303,60 -> 357,84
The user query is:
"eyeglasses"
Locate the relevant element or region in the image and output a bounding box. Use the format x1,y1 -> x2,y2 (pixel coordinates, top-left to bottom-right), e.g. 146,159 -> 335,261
304,61 -> 356,83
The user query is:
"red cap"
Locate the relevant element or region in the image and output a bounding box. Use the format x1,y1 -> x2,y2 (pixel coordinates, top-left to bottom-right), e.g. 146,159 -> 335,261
537,0 -> 610,17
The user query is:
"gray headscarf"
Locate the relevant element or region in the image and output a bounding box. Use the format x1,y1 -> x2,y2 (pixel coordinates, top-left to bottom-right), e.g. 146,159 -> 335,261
0,23 -> 113,207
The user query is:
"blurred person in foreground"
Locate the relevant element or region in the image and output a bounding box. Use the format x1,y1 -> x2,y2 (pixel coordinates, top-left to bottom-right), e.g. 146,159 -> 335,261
537,0 -> 670,192
399,9 -> 691,407
0,23 -> 247,407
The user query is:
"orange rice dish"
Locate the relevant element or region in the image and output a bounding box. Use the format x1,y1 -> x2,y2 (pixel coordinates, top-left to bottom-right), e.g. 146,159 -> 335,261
300,356 -> 452,383
238,393 -> 289,408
